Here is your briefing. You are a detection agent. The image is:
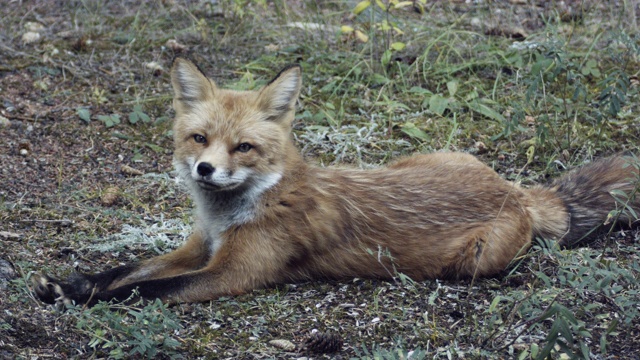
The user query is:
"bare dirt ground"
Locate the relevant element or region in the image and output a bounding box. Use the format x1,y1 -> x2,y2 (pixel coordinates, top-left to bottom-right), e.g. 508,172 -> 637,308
1,1 -> 639,359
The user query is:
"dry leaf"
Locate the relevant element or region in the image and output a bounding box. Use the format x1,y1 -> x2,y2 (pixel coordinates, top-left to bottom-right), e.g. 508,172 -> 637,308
268,339 -> 296,351
121,164 -> 144,176
355,30 -> 369,43
352,1 -> 371,15
340,25 -> 354,34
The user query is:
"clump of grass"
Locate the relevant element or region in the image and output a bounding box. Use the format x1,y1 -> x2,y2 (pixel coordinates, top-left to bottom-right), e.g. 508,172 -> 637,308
70,297 -> 183,359
83,214 -> 190,254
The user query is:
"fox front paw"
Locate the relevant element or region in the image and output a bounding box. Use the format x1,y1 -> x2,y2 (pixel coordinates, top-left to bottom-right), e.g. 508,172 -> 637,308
32,273 -> 72,308
31,272 -> 95,308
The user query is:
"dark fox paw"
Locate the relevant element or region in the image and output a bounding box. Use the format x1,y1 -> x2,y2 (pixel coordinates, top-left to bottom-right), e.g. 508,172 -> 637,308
31,272 -> 95,309
32,273 -> 72,308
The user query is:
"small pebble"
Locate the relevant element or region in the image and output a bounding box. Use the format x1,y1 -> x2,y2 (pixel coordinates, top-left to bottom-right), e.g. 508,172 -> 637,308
101,187 -> 120,206
166,39 -> 187,52
145,61 -> 164,76
0,115 -> 9,127
0,259 -> 17,290
22,31 -> 41,44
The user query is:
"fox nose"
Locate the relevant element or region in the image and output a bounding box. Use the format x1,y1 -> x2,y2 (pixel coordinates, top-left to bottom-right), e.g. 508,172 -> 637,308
196,162 -> 215,177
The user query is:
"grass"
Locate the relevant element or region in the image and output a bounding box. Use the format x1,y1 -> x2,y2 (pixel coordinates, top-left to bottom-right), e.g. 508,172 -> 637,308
1,0 -> 639,359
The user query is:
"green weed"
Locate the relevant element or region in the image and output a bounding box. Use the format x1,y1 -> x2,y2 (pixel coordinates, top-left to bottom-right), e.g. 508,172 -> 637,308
71,297 -> 183,359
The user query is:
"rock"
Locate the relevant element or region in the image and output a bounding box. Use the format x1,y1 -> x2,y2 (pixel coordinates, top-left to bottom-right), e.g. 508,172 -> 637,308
22,31 -> 41,44
0,115 -> 9,127
101,186 -> 120,206
0,259 -> 17,290
145,61 -> 163,76
166,39 -> 187,53
0,231 -> 21,240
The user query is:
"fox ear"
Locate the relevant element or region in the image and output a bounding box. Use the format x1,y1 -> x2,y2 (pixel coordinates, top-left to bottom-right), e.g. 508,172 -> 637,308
258,64 -> 301,122
171,58 -> 215,112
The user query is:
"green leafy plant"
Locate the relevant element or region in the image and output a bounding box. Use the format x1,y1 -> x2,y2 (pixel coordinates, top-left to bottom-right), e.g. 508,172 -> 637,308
97,114 -> 121,128
128,104 -> 151,124
76,107 -> 91,123
71,297 -> 183,359
218,0 -> 268,19
344,0 -> 425,70
91,87 -> 108,104
353,340 -> 427,360
493,29 -> 639,155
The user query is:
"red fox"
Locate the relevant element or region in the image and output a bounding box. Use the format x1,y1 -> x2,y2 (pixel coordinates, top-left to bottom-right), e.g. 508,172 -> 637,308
33,58 -> 639,306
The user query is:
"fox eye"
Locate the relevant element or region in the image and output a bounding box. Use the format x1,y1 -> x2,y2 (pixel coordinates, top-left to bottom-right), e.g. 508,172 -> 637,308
236,143 -> 253,153
193,134 -> 207,144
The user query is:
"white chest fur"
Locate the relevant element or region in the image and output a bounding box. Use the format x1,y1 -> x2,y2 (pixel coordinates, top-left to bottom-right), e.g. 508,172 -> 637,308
191,172 -> 282,255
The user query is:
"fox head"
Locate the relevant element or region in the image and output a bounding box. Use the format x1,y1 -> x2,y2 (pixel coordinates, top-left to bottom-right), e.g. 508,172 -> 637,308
170,58 -> 301,194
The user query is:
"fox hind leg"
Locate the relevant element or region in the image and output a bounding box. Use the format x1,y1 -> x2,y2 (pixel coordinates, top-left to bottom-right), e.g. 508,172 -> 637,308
448,221 -> 532,279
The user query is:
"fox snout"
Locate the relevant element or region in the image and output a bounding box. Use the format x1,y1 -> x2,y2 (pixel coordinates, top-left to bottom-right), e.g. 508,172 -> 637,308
188,156 -> 252,192
194,161 -> 223,189
196,162 -> 215,177
191,160 -> 235,190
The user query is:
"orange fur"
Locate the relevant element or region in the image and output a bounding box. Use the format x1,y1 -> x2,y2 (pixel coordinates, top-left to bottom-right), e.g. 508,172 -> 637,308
32,58 -> 640,306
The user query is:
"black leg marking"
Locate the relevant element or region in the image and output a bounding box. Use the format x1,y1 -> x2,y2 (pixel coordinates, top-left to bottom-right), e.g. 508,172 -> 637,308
84,274 -> 197,306
32,264 -> 137,308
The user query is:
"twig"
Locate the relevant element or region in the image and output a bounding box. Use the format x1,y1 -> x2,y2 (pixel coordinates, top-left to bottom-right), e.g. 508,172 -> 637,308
7,114 -> 38,122
0,63 -> 34,71
19,219 -> 73,226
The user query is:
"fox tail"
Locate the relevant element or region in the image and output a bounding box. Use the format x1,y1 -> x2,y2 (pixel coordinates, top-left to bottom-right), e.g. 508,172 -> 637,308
528,155 -> 640,247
